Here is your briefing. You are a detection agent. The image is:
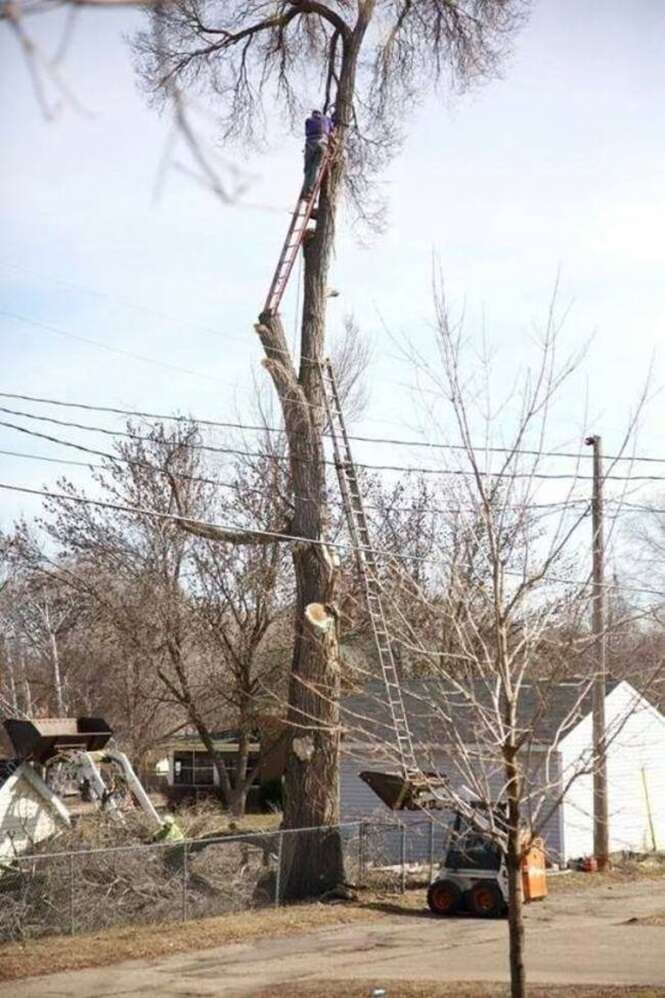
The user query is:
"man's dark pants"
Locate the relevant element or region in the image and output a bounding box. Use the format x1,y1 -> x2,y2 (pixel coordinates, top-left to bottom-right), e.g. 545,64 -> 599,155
303,139 -> 327,196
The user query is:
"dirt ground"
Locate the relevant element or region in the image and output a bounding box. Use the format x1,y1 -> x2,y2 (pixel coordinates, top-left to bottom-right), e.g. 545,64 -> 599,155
0,899 -> 377,981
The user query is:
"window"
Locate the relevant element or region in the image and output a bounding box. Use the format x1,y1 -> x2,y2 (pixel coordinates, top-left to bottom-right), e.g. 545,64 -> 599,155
172,748 -> 262,788
173,750 -> 215,786
446,831 -> 501,871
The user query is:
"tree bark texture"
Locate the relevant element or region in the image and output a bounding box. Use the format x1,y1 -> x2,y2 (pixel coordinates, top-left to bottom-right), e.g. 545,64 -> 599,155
49,628 -> 65,716
505,749 -> 526,998
254,29 -> 368,899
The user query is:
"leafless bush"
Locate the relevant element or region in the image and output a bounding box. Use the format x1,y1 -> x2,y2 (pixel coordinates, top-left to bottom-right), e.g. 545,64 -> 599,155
0,818 -> 281,942
0,817 -> 441,941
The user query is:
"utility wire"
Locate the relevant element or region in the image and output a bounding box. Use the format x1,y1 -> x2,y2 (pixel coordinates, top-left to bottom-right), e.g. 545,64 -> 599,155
1,480 -> 664,600
2,390 -> 664,466
0,309 -> 241,388
0,309 -> 397,429
2,404 -> 661,482
0,261 -> 344,372
0,446 -> 593,518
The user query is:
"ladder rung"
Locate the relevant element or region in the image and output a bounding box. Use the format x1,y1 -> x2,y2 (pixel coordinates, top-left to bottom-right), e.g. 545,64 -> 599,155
319,353 -> 416,780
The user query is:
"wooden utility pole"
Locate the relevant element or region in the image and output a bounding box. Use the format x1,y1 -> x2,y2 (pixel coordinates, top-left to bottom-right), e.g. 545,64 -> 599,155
585,433 -> 609,870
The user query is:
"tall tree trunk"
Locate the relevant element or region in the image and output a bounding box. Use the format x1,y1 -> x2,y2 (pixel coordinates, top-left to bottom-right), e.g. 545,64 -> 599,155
2,637 -> 19,712
193,717 -> 232,804
231,724 -> 250,818
20,645 -> 32,716
158,657 -> 234,806
255,31 -> 367,899
49,629 -> 65,715
505,749 -> 526,998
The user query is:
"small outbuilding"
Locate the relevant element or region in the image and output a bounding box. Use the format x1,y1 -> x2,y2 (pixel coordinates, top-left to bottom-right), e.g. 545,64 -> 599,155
340,678 -> 665,865
149,722 -> 287,809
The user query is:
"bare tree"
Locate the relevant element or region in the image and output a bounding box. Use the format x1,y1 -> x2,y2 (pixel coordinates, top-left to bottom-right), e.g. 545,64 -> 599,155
133,0 -> 526,900
340,291 -> 661,998
19,420 -> 293,806
21,423 -> 231,779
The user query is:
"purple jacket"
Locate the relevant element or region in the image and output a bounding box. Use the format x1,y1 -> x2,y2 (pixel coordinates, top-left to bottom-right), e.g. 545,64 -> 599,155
305,113 -> 332,142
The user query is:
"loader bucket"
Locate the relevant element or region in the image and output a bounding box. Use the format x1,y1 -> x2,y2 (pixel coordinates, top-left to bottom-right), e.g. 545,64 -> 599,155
359,770 -> 448,811
3,717 -> 113,763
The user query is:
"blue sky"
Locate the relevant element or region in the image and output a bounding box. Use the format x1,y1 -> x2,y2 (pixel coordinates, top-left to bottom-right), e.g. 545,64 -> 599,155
1,0 -> 665,531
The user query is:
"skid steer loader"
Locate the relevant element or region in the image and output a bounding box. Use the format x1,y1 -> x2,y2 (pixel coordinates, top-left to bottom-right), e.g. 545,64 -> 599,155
358,773 -> 546,918
427,806 -> 547,918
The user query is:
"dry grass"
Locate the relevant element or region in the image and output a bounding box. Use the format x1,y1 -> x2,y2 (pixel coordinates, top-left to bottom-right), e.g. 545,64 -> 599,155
546,855 -> 665,896
54,799 -> 282,846
254,986 -> 665,998
172,800 -> 282,838
0,898 -> 380,983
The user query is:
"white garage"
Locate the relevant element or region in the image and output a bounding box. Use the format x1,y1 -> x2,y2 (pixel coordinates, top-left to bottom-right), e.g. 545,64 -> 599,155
340,679 -> 665,865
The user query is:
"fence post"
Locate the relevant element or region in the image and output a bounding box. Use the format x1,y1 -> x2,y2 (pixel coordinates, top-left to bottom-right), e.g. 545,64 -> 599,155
358,820 -> 366,886
274,831 -> 284,908
400,823 -> 406,894
181,841 -> 189,922
69,853 -> 75,936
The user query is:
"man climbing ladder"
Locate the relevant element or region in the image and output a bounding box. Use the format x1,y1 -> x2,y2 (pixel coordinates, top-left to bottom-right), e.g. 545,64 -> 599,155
303,109 -> 333,197
262,109 -> 336,316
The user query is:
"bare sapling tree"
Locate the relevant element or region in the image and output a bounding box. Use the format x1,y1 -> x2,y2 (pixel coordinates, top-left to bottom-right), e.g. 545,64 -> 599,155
1,528 -> 89,717
0,533 -> 25,716
135,0 -> 526,899
342,290 -> 662,998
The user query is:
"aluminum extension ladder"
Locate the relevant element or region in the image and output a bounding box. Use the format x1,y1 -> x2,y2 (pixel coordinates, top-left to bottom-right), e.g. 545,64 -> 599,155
262,141 -> 334,317
319,358 -> 420,781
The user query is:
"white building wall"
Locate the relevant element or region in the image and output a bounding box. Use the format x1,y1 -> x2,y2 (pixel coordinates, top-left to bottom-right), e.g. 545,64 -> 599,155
559,682 -> 665,861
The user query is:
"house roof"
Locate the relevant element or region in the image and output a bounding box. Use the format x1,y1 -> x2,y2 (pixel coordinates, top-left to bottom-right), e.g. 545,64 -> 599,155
341,677 -> 629,747
158,730 -> 261,753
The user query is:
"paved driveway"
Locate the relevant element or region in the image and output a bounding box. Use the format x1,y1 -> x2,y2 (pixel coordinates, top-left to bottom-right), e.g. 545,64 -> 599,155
6,879 -> 665,997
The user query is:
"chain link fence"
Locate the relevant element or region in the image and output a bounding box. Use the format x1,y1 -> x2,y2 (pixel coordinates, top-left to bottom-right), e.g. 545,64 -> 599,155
0,817 -> 450,943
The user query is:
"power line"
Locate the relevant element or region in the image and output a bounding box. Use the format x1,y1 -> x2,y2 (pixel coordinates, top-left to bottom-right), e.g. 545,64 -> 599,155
1,259 -> 338,370
1,480 -> 664,600
2,403 -> 662,482
0,310 -> 399,430
0,309 -> 243,388
0,443 -> 593,519
3,390 -> 665,467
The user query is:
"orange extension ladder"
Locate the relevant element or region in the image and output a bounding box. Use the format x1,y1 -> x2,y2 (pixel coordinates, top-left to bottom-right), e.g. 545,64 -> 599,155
262,141 -> 334,317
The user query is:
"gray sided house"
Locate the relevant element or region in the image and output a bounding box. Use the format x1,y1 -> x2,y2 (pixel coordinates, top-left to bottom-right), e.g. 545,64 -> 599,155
340,678 -> 665,866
